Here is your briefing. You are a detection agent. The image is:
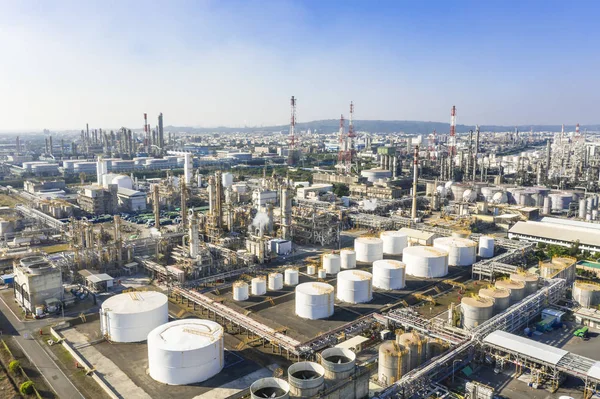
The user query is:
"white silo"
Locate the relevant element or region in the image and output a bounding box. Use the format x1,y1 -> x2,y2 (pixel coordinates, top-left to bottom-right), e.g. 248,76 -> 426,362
340,249 -> 357,269
295,282 -> 334,320
251,277 -> 267,295
579,199 -> 587,219
478,287 -> 510,314
478,236 -> 495,258
222,172 -> 234,188
510,273 -> 538,295
320,348 -> 356,381
287,362 -> 325,398
433,237 -> 477,266
268,272 -> 284,290
317,269 -> 327,279
461,296 -> 494,330
396,332 -> 426,370
380,231 -> 408,255
372,260 -> 406,290
250,378 -> 290,399
284,269 -> 299,286
354,237 -> 384,263
147,319 -> 224,385
378,341 -> 405,386
336,270 -> 373,304
232,281 -> 249,301
322,254 -> 341,274
100,291 -> 168,343
403,246 -> 448,278
307,265 -> 316,275
573,281 -> 600,308
495,279 -> 526,304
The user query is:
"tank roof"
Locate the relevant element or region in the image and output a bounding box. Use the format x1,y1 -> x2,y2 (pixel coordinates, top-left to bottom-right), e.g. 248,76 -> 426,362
495,279 -> 525,289
373,260 -> 405,269
510,273 -> 538,282
575,281 -> 600,291
461,296 -> 494,308
338,270 -> 373,281
434,236 -> 477,248
380,231 -> 407,238
479,287 -> 510,298
148,319 -> 222,351
355,237 -> 383,243
296,282 -> 334,295
403,246 -> 448,258
101,291 -> 167,314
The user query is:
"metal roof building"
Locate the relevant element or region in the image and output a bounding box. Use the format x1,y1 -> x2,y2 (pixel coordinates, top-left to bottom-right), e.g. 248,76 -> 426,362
483,330 -> 568,365
508,221 -> 600,252
540,217 -> 600,232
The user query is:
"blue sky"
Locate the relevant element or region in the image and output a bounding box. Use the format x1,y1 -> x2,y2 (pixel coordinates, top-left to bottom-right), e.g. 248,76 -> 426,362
1,0 -> 599,130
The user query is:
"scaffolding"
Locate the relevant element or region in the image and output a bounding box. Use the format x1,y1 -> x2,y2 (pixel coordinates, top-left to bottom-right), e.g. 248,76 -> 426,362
291,205 -> 340,246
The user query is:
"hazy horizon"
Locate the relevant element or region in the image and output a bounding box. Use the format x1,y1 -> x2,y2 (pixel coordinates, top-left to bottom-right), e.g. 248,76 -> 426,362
2,1 -> 599,131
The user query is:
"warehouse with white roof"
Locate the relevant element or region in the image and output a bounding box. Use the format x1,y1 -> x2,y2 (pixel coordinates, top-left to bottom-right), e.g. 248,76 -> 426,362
508,220 -> 600,252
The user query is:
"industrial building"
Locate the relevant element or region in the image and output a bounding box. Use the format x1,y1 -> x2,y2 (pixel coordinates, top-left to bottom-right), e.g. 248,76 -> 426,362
13,256 -> 63,314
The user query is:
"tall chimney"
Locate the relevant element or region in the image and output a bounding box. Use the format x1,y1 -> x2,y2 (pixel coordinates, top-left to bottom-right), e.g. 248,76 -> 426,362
411,145 -> 419,220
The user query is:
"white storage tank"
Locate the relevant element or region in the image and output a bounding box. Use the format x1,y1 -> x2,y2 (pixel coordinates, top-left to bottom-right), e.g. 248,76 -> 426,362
287,362 -> 325,398
340,249 -> 357,269
380,231 -> 408,255
403,246 -> 448,278
250,378 -> 290,399
461,296 -> 494,330
284,269 -> 299,286
478,236 -> 495,258
336,270 -> 373,304
495,279 -> 526,304
307,265 -> 316,275
100,291 -> 168,343
317,269 -> 327,279
572,281 -> 600,308
433,237 -> 477,266
378,341 -> 405,386
268,272 -> 284,290
478,287 -> 510,314
354,237 -> 384,263
320,347 -> 356,381
232,281 -> 249,301
222,172 -> 234,188
251,277 -> 267,295
147,319 -> 224,385
510,273 -> 538,295
295,282 -> 334,320
372,260 -> 406,290
396,332 -> 426,370
322,254 -> 341,274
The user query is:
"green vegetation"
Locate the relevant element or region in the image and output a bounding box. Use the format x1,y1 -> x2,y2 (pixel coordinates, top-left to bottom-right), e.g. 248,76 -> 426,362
533,241 -> 592,262
8,360 -> 20,373
333,183 -> 350,197
19,380 -> 33,395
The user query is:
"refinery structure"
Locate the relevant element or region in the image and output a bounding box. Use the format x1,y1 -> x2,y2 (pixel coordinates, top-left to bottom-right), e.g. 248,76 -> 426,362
2,101 -> 600,399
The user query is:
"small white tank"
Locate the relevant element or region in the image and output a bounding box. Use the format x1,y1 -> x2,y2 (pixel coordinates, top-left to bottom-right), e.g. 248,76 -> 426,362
232,281 -> 249,301
461,296 -> 494,330
372,260 -> 406,290
251,277 -> 267,295
322,254 -> 341,274
317,269 -> 327,279
380,231 -> 408,255
478,236 -> 495,258
307,265 -> 316,275
403,246 -> 448,278
268,273 -> 284,290
250,378 -> 290,399
295,282 -> 334,320
478,287 -> 510,313
336,270 -> 373,304
284,269 -> 299,286
340,249 -> 357,269
433,237 -> 477,266
222,172 -> 234,188
354,237 -> 384,263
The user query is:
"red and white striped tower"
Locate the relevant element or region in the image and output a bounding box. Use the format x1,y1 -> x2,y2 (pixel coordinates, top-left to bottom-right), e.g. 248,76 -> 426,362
576,123 -> 580,135
449,105 -> 456,155
287,96 -> 297,165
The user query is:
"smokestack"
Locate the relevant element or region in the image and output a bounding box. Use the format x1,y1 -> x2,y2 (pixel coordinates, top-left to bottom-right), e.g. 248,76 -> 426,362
15,136 -> 20,154
153,184 -> 160,229
158,113 -> 164,149
411,145 -> 419,220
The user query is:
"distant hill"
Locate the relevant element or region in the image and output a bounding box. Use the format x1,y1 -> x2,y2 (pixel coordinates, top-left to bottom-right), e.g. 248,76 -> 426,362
166,120 -> 600,134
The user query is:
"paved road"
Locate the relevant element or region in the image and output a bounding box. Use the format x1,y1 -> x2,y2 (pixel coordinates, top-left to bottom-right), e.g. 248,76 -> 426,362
0,297 -> 84,399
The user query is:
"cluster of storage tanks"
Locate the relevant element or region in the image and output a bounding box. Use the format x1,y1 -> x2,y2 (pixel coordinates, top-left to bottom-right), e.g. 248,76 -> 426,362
100,291 -> 225,385
250,346 -> 365,399
231,268 -> 302,302
459,273 -> 539,330
378,331 -> 447,386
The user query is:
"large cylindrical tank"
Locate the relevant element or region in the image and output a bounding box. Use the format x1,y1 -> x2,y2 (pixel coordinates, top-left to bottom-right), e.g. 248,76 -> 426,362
425,339 -> 446,361
336,270 -> 373,304
268,273 -> 284,290
510,273 -> 538,295
372,260 -> 406,290
396,332 -> 425,370
380,231 -> 408,255
495,279 -> 526,304
461,297 -> 494,330
320,347 -> 356,381
378,341 -> 405,386
222,172 -> 234,188
250,378 -> 290,399
100,291 -> 168,343
295,283 -> 334,320
573,281 -> 600,308
232,281 -> 249,301
147,319 -> 224,385
354,237 -> 384,263
433,237 -> 477,266
542,196 -> 552,215
322,254 -> 341,274
284,269 -> 299,286
579,199 -> 587,219
251,277 -> 267,295
287,362 -> 325,398
478,287 -> 510,314
478,236 -> 495,258
340,249 -> 357,269
403,246 -> 448,278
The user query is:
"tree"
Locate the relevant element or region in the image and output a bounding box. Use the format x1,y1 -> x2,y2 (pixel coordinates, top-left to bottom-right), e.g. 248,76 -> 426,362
20,381 -> 34,395
8,360 -> 20,373
333,183 -> 350,197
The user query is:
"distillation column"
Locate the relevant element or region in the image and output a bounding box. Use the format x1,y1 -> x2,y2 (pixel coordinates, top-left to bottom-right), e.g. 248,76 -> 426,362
411,145 -> 419,220
281,184 -> 292,240
189,211 -> 199,258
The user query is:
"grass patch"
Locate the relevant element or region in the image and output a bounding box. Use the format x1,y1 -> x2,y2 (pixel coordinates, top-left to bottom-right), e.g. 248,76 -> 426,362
40,244 -> 71,254
0,194 -> 20,207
